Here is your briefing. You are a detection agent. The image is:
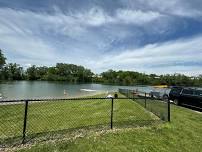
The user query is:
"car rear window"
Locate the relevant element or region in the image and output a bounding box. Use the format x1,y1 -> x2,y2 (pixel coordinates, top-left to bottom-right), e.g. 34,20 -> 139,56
195,90 -> 202,96
170,88 -> 182,94
182,89 -> 194,95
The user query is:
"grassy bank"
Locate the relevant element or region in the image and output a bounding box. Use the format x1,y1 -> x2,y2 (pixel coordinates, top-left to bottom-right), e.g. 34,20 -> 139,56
17,104 -> 202,152
1,94 -> 201,151
0,94 -> 158,147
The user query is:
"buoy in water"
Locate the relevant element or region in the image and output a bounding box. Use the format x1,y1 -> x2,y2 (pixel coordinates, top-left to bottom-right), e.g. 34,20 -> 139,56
64,90 -> 67,95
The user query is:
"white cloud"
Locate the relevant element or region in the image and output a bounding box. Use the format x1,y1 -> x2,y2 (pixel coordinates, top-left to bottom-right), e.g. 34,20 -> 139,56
87,35 -> 202,76
135,0 -> 202,18
71,7 -> 163,26
0,7 -> 163,40
115,9 -> 162,25
1,34 -> 56,60
0,7 -> 164,61
76,7 -> 112,26
0,6 -> 201,76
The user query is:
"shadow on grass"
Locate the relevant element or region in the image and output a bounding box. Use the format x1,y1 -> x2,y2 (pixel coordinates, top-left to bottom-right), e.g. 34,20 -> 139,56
113,119 -> 162,128
0,135 -> 23,148
0,119 -> 163,148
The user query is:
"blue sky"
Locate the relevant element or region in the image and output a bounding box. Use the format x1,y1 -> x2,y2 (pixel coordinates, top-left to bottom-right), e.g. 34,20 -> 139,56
0,0 -> 202,75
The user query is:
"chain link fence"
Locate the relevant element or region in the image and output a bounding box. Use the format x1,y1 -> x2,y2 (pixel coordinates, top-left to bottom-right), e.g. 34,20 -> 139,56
119,88 -> 170,121
0,92 -> 170,147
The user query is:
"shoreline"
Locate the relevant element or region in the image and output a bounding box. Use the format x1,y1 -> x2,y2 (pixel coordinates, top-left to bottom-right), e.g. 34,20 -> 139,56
0,91 -> 109,105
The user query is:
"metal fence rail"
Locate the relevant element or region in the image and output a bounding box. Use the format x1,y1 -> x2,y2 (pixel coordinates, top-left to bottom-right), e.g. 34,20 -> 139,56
0,94 -> 170,146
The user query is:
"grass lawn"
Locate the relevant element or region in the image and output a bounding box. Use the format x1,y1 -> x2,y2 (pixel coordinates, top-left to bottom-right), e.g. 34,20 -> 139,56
135,98 -> 169,121
17,104 -> 202,152
1,94 -> 201,151
0,94 -> 158,147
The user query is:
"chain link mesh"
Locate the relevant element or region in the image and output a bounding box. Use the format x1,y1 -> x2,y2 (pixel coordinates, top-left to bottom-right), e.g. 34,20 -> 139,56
0,102 -> 24,146
0,91 -> 169,146
119,88 -> 169,121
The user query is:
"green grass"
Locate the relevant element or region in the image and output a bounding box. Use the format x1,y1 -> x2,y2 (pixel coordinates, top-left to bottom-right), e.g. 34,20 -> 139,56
0,94 -> 158,146
2,94 -> 201,152
17,104 -> 202,152
135,98 -> 169,121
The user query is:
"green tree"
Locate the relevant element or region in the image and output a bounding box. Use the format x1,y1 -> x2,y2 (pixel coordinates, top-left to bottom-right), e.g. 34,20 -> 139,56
1,63 -> 24,80
36,66 -> 48,80
0,49 -> 6,69
26,65 -> 38,80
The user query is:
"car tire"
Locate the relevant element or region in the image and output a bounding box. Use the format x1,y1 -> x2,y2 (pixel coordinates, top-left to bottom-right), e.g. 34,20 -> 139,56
174,99 -> 180,105
163,94 -> 169,101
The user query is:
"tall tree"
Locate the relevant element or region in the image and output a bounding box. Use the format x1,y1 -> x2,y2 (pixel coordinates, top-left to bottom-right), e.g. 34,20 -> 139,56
26,65 -> 38,80
1,63 -> 24,80
0,49 -> 6,69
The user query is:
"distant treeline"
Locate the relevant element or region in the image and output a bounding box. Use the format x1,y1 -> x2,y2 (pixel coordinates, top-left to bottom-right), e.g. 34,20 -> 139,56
0,63 -> 94,82
97,70 -> 202,86
0,50 -> 93,82
1,49 -> 202,86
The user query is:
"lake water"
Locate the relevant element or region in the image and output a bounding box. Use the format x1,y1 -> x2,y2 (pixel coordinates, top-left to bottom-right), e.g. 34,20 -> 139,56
0,81 -> 154,99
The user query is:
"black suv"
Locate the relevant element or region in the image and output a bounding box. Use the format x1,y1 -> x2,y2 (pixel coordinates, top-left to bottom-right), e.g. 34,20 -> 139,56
169,87 -> 202,110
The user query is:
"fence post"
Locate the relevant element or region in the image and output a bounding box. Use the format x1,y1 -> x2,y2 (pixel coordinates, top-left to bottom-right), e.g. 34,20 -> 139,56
133,90 -> 134,100
127,90 -> 129,98
111,98 -> 114,129
144,93 -> 147,108
167,99 -> 170,122
22,100 -> 29,144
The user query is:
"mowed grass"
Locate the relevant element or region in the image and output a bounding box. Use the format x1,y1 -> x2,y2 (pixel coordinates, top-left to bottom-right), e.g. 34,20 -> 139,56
136,98 -> 169,121
0,94 -> 158,145
18,104 -> 202,152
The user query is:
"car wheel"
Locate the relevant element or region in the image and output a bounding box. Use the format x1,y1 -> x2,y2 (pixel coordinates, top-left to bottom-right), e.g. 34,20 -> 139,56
163,94 -> 169,101
173,99 -> 180,105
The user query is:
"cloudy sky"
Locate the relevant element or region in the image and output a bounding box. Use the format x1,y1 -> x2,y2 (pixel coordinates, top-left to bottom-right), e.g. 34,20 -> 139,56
0,0 -> 202,75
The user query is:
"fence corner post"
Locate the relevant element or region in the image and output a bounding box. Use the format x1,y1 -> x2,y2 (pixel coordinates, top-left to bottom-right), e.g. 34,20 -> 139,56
144,93 -> 147,108
111,98 -> 114,129
167,98 -> 170,122
22,100 -> 29,144
127,90 -> 129,98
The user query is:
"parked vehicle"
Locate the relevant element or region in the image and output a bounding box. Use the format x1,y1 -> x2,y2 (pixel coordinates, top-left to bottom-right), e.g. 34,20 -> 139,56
169,87 -> 202,109
150,87 -> 171,100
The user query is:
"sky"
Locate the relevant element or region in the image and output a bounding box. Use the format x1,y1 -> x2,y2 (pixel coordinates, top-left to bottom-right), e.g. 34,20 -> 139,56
0,0 -> 202,76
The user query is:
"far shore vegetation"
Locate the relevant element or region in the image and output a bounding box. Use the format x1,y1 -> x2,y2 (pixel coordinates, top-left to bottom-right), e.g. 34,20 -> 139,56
1,49 -> 202,86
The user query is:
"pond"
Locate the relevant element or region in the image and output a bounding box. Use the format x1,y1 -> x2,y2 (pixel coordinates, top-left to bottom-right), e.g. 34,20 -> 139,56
0,81 -> 154,99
